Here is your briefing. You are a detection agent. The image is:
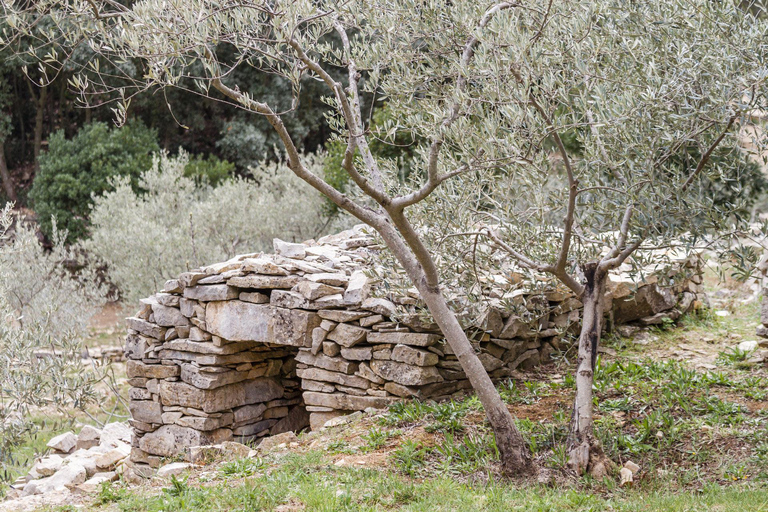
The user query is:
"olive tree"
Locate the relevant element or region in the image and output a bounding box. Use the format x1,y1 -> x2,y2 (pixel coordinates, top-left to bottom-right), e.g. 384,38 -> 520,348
397,1 -> 768,475
6,0 -> 767,477
1,0 -> 541,474
0,204 -> 109,472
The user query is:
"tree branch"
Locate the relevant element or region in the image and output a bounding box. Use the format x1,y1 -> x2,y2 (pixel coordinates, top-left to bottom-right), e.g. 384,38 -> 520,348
680,115 -> 737,191
210,77 -> 382,226
391,2 -> 518,211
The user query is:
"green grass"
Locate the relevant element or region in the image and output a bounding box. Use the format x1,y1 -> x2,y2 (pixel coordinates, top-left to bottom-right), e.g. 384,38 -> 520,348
88,452 -> 768,511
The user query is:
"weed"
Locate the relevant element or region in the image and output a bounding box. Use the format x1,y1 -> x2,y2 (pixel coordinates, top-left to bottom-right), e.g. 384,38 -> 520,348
718,347 -> 754,365
362,427 -> 401,452
219,457 -> 267,478
163,475 -> 190,497
434,431 -> 498,474
391,440 -> 430,476
95,481 -> 127,505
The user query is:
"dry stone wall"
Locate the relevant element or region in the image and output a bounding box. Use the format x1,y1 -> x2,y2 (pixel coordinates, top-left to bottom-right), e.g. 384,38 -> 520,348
126,225 -> 700,470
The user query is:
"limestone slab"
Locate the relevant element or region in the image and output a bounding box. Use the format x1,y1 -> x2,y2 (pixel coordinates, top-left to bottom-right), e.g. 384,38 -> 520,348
228,275 -> 300,290
296,367 -> 371,389
391,344 -> 438,366
139,425 -> 232,458
302,391 -> 395,411
326,323 -> 368,348
205,301 -> 319,346
159,378 -> 284,413
367,332 -> 440,347
183,284 -> 239,302
369,359 -> 443,386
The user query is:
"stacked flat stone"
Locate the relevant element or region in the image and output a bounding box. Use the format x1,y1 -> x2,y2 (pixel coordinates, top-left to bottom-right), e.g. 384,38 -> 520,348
125,224 -> 700,470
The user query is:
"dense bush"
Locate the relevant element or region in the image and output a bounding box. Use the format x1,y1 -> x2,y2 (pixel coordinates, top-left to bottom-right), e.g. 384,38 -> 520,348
183,154 -> 235,186
84,151 -> 348,303
0,205 -> 107,467
29,121 -> 160,242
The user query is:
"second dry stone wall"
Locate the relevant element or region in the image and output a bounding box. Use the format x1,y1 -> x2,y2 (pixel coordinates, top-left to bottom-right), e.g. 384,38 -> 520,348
126,224 -> 700,470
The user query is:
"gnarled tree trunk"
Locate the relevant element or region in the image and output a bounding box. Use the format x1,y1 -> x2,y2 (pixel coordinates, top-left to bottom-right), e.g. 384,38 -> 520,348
567,261 -> 611,477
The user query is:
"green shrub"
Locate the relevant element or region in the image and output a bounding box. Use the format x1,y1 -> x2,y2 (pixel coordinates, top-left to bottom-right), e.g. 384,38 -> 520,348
84,150 -> 351,303
0,205 -> 108,475
30,121 -> 159,242
184,153 -> 235,186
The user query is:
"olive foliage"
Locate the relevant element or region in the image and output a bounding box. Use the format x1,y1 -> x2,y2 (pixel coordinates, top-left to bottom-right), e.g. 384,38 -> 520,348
0,205 -> 108,471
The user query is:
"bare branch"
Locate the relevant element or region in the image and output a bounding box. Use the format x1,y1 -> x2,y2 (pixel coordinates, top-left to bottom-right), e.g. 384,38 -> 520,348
210,77 -> 383,227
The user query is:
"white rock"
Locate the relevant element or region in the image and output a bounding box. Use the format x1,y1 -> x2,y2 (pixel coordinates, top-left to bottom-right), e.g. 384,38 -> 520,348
619,467 -> 634,487
77,472 -> 117,493
273,239 -> 306,259
156,462 -> 193,478
76,425 -> 102,450
738,340 -> 759,352
46,432 -> 77,454
33,455 -> 64,477
715,310 -> 731,317
95,444 -> 130,470
623,460 -> 641,474
37,463 -> 87,494
100,422 -> 132,448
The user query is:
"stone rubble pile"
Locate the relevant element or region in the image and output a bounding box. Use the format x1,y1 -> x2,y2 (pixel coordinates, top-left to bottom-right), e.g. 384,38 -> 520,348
8,423 -> 132,499
125,224 -> 701,474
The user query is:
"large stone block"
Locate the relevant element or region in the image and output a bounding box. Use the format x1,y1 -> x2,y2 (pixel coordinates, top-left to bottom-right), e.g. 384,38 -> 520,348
180,363 -> 252,390
138,425 -> 232,458
326,323 -> 369,348
369,359 -> 443,386
391,345 -> 438,366
163,339 -> 258,355
367,332 -> 440,347
613,284 -> 677,324
205,301 -> 320,346
150,304 -> 189,327
228,275 -> 300,289
126,360 -> 180,379
126,317 -> 166,340
302,391 -> 395,411
183,284 -> 239,302
296,367 -> 371,389
129,400 -> 163,424
159,378 -> 284,413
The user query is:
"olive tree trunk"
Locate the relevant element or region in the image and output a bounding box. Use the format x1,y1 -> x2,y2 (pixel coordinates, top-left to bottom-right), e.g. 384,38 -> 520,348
374,219 -> 534,476
415,275 -> 533,475
567,262 -> 611,477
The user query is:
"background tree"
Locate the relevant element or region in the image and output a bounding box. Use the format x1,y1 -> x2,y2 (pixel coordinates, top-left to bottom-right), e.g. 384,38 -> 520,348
29,121 -> 159,241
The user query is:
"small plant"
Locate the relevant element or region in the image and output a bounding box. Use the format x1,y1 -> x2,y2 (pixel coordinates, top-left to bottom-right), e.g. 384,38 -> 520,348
326,439 -> 355,455
434,431 -> 498,474
391,440 -> 430,477
717,346 -> 754,365
362,428 -> 401,452
381,400 -> 469,433
95,481 -> 127,505
548,444 -> 569,469
163,475 -> 190,497
424,401 -> 468,434
219,457 -> 267,478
